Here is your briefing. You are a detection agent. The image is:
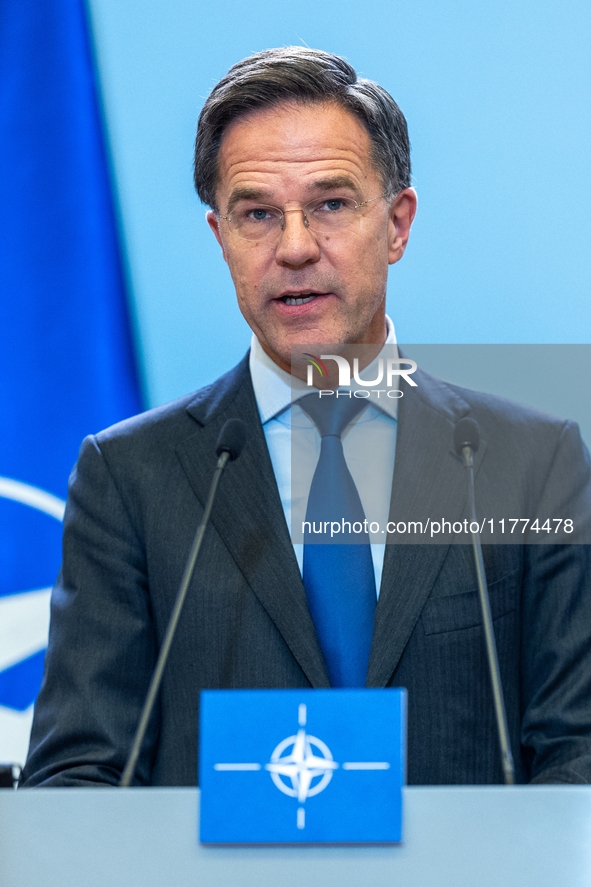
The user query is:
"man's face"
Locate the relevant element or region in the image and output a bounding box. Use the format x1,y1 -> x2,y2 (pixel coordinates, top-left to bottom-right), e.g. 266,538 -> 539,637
207,101 -> 416,373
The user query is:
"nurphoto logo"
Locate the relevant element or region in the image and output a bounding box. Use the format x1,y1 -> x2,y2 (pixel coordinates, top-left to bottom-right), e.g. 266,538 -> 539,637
304,352 -> 417,398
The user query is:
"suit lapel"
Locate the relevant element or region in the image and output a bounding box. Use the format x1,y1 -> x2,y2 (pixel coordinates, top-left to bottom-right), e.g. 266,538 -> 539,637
176,357 -> 330,688
367,368 -> 486,687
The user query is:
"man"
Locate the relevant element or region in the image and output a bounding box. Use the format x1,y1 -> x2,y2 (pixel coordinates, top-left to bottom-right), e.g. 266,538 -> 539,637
22,47 -> 591,787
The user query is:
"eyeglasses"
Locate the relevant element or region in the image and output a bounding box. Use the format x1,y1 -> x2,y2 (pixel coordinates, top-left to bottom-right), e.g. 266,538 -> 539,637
219,195 -> 386,242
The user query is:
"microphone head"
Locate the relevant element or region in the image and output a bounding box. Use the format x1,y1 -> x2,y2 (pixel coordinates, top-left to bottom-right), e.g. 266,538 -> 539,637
453,417 -> 480,455
216,418 -> 247,461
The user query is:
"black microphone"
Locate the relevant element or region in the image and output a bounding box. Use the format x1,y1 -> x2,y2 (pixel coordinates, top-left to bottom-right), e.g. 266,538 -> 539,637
120,419 -> 247,788
454,417 -> 515,786
453,417 -> 480,459
216,417 -> 247,461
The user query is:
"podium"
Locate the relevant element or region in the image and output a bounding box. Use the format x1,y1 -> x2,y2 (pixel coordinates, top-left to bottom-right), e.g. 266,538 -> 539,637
1,786 -> 590,886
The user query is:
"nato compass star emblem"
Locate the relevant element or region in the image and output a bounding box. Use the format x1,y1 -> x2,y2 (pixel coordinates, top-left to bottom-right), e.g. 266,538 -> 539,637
214,702 -> 390,830
266,704 -> 338,827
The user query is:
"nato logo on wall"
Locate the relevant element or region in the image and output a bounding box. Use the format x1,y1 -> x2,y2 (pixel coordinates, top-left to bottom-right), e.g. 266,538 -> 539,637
0,477 -> 65,766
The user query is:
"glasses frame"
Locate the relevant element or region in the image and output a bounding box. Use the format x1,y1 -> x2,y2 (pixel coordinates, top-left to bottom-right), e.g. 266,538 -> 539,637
219,194 -> 387,242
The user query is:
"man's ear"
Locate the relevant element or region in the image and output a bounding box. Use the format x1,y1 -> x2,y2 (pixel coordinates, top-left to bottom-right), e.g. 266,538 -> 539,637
206,210 -> 227,261
387,188 -> 417,265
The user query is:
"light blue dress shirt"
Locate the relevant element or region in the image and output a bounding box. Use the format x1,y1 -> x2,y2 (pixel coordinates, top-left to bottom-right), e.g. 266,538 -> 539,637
249,317 -> 399,597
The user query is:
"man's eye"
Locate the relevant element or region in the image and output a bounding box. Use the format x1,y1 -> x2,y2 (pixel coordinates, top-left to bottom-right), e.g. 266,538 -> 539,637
317,199 -> 346,213
245,208 -> 274,221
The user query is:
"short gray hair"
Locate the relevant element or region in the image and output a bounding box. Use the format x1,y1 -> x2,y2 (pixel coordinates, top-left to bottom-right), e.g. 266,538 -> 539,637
194,47 -> 411,212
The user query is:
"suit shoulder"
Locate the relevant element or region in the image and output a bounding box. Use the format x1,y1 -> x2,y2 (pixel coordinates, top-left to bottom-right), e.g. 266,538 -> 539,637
446,380 -> 569,428
66,356 -> 253,485
91,355 -> 251,453
445,379 -> 588,465
411,364 -> 584,459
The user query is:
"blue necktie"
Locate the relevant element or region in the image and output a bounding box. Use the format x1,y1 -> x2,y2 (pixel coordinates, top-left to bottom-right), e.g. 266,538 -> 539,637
299,393 -> 376,687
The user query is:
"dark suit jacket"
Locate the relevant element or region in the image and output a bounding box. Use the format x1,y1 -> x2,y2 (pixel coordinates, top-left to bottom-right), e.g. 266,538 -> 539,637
22,355 -> 591,786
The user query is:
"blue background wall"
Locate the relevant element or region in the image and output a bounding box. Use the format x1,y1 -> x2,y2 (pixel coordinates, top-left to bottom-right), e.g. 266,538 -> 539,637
88,0 -> 590,408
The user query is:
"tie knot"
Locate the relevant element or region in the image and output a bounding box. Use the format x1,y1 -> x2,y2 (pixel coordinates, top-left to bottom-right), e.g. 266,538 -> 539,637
298,392 -> 368,438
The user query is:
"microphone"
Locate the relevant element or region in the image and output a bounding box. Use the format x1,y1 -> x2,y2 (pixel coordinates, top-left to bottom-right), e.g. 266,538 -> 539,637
216,417 -> 247,462
453,417 -> 480,460
120,419 -> 247,788
454,417 -> 515,786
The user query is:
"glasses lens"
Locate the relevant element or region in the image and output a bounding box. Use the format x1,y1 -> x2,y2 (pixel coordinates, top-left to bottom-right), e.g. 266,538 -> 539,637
229,205 -> 282,241
305,197 -> 357,232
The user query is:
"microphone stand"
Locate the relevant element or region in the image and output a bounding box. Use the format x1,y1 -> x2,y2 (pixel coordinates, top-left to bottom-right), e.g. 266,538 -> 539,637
461,442 -> 515,786
120,446 -> 234,788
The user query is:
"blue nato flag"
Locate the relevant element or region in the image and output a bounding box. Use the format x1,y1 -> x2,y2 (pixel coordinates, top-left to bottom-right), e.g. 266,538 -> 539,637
0,0 -> 143,765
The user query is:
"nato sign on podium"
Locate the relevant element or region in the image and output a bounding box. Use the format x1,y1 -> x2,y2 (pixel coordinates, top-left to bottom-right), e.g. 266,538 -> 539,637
199,688 -> 406,843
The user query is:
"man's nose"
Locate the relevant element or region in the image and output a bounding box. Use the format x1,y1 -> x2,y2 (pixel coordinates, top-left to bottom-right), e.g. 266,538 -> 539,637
274,208 -> 321,266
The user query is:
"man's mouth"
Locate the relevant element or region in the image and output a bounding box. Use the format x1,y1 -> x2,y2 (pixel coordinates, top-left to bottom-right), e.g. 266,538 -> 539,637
279,292 -> 324,306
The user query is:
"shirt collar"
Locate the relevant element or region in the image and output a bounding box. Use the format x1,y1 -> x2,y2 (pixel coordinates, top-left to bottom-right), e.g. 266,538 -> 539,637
250,316 -> 399,425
